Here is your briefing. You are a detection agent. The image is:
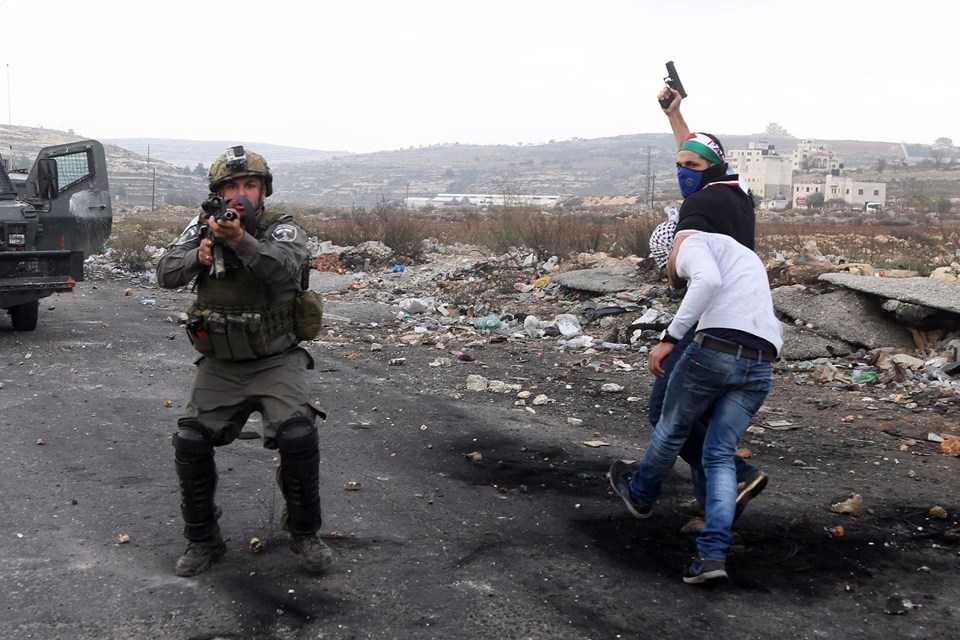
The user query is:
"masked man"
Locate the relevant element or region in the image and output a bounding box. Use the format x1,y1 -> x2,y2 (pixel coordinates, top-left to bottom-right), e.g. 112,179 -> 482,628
645,86 -> 768,517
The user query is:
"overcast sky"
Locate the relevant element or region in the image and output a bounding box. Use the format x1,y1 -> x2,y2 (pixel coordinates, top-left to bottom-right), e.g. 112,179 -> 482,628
1,0 -> 954,154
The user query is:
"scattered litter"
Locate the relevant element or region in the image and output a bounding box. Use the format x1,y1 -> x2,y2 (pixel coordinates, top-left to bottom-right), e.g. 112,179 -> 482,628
581,440 -> 609,448
555,314 -> 582,337
883,594 -> 920,615
765,420 -> 797,430
474,315 -> 501,329
250,537 -> 264,553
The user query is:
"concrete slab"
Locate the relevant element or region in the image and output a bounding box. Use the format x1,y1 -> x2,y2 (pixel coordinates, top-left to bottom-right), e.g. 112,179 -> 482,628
773,286 -> 915,350
552,265 -> 643,294
819,273 -> 960,315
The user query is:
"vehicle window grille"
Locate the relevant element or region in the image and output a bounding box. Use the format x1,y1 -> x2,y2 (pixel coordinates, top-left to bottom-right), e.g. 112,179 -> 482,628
55,151 -> 93,191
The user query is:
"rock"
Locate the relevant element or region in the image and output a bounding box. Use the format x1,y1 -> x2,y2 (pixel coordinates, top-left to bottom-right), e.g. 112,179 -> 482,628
940,437 -> 960,457
830,493 -> 864,516
929,505 -> 948,519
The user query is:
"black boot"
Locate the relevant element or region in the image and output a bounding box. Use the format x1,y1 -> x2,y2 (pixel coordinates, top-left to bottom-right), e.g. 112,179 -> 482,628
277,419 -> 332,573
175,535 -> 226,577
173,423 -> 222,576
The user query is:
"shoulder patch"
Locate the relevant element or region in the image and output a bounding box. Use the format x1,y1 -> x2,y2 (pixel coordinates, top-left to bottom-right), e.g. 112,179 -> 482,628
174,218 -> 203,245
272,224 -> 299,242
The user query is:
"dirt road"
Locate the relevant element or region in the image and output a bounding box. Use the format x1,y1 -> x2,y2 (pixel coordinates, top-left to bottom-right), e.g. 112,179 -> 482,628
1,275 -> 957,639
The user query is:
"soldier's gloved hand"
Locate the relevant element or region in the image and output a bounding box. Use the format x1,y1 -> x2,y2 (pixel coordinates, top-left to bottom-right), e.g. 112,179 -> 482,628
207,214 -> 245,246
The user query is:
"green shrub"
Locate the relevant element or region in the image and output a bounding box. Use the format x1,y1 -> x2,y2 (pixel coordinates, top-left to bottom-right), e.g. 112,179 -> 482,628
107,226 -> 154,272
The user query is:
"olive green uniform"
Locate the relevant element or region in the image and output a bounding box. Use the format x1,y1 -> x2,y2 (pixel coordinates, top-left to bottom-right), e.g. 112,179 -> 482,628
157,211 -> 325,542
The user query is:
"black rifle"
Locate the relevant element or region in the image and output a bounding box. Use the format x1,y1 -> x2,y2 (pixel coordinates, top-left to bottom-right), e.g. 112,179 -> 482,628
199,195 -> 239,279
658,60 -> 688,108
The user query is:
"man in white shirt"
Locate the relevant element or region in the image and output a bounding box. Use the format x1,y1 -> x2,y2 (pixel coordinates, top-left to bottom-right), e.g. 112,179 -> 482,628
611,230 -> 782,585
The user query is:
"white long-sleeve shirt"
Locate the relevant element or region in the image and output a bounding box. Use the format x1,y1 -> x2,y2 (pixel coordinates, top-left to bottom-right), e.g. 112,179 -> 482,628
666,232 -> 783,354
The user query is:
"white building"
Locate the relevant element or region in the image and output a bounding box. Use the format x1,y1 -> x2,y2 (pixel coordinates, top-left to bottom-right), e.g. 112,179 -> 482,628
405,193 -> 563,209
792,140 -> 841,171
793,172 -> 886,209
728,143 -> 792,202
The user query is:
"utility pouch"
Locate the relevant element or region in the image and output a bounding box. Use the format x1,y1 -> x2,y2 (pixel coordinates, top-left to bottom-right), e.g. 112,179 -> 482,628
293,290 -> 324,341
206,313 -> 233,359
185,313 -> 214,356
226,315 -> 258,361
245,313 -> 270,356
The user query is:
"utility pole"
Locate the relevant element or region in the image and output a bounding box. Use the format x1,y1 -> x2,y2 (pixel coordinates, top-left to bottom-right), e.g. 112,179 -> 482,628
148,145 -> 154,210
645,146 -> 654,208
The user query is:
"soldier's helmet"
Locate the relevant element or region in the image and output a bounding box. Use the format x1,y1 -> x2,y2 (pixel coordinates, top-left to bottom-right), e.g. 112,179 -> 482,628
208,146 -> 273,197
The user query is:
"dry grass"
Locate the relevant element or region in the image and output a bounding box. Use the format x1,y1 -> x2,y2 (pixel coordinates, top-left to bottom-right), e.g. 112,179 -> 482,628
112,205 -> 960,273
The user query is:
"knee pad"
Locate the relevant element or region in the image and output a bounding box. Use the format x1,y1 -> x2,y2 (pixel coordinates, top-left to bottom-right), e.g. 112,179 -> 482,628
173,420 -> 214,459
276,418 -> 318,458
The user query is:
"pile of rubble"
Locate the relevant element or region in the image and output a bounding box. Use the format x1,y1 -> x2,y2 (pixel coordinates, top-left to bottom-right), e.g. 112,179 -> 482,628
86,236 -> 960,449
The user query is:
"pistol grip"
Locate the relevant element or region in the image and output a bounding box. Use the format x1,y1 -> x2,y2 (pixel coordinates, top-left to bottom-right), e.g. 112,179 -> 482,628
659,95 -> 675,109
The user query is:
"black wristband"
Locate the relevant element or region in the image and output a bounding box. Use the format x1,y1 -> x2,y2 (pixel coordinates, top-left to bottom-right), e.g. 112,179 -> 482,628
659,329 -> 678,345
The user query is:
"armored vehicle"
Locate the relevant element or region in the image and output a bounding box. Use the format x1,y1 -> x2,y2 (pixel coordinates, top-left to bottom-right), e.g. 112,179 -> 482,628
0,140 -> 112,330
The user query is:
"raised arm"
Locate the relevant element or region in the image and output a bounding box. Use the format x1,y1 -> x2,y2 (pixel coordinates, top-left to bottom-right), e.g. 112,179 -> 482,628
658,86 -> 691,148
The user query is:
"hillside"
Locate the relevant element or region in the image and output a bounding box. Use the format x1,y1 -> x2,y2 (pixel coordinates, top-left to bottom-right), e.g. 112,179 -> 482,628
1,124 -> 953,210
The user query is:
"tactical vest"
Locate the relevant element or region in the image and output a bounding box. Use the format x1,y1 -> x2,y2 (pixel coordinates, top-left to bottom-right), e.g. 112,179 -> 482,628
185,213 -> 298,361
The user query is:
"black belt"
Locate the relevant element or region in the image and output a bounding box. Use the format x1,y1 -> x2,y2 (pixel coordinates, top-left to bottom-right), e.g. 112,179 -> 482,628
694,332 -> 776,363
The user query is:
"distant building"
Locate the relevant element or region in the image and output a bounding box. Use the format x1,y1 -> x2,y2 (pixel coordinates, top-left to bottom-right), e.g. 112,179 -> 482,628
793,171 -> 886,209
728,143 -> 792,202
793,141 -> 841,171
759,192 -> 790,211
405,193 -> 563,209
792,180 -> 823,208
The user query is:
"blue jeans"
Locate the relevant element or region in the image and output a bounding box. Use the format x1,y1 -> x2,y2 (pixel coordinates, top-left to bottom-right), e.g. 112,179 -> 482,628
632,342 -> 773,562
648,326 -> 758,506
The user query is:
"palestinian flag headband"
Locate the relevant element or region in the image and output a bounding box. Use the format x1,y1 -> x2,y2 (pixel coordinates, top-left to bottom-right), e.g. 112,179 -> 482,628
679,133 -> 724,165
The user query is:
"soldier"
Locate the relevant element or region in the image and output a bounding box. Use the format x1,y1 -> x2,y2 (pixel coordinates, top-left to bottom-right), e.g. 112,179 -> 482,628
156,147 -> 331,577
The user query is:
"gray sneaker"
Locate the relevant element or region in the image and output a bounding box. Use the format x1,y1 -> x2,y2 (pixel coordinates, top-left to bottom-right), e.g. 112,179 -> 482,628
608,460 -> 652,519
289,533 -> 334,574
682,556 -> 728,585
175,535 -> 226,577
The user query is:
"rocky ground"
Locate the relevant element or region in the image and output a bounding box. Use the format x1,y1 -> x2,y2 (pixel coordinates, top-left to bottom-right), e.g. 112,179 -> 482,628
1,241 -> 958,639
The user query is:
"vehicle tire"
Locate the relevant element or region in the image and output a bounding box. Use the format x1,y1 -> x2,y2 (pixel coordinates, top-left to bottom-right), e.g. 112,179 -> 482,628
10,300 -> 39,331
